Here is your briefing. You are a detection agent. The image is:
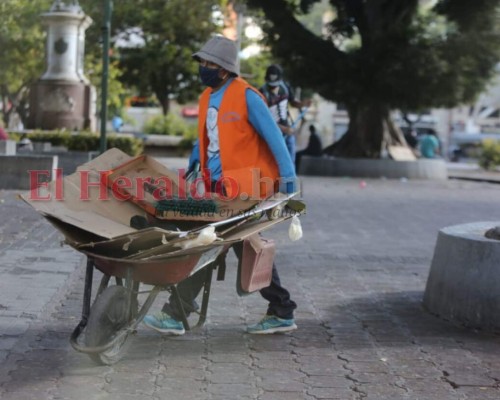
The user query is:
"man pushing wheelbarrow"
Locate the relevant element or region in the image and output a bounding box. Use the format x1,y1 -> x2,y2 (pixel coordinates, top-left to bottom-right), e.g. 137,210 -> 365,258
144,36 -> 300,336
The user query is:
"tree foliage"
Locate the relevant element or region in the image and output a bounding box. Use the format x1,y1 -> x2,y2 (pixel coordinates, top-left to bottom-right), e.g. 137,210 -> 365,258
0,0 -> 51,126
84,0 -> 227,115
84,53 -> 129,120
247,0 -> 500,158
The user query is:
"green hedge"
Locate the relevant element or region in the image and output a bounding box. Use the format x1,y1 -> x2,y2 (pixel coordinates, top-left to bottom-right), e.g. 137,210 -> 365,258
143,113 -> 198,138
478,140 -> 500,170
142,114 -> 198,155
30,131 -> 72,146
9,130 -> 143,156
66,134 -> 144,155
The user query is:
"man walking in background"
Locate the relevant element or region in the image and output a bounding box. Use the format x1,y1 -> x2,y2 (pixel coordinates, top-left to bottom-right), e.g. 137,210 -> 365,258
260,64 -> 310,166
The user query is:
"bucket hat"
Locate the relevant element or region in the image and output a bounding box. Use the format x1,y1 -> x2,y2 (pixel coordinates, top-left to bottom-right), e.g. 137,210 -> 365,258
193,36 -> 239,75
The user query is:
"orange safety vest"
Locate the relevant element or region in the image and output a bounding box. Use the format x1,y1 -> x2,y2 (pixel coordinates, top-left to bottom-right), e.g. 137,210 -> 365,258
198,77 -> 280,199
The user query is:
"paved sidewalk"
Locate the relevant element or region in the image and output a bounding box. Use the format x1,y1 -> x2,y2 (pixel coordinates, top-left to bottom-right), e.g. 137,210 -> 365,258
447,162 -> 500,183
0,191 -> 83,367
0,176 -> 500,400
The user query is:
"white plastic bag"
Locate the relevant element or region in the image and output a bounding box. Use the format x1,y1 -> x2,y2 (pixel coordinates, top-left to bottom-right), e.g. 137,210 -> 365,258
288,216 -> 303,241
179,226 -> 217,249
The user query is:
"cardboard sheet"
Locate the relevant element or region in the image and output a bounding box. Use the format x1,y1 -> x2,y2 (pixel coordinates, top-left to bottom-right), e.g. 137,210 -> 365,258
388,145 -> 417,161
102,153 -> 260,221
21,149 -> 142,239
21,149 -> 304,266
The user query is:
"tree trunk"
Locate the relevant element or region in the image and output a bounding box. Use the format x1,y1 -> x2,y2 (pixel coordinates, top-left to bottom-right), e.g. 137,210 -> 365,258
0,86 -> 10,127
154,89 -> 170,116
17,97 -> 29,127
324,103 -> 408,158
161,97 -> 170,115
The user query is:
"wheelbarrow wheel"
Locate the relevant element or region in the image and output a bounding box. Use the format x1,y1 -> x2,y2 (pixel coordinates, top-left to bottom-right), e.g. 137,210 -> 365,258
85,285 -> 138,365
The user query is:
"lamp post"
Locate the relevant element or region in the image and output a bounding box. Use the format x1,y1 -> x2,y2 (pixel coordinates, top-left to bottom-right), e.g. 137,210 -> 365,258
233,2 -> 246,75
100,0 -> 113,154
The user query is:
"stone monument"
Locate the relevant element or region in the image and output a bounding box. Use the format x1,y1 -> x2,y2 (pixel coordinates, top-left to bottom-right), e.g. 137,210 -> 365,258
28,1 -> 96,131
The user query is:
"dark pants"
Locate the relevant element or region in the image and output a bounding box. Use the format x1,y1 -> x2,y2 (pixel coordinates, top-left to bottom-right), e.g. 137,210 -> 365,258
162,242 -> 297,320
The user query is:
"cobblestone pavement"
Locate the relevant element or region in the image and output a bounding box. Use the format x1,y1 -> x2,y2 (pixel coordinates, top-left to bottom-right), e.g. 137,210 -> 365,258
0,177 -> 499,400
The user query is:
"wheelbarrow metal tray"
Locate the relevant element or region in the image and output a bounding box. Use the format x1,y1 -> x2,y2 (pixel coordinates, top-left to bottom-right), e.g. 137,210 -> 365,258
79,211 -> 289,285
76,227 -> 185,259
85,244 -> 227,286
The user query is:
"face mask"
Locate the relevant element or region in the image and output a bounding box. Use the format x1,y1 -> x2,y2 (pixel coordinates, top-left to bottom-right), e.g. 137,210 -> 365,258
199,65 -> 224,88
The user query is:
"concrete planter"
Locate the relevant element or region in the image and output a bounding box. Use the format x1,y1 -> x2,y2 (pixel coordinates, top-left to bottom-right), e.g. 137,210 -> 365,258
143,134 -> 184,157
0,155 -> 58,190
0,140 -> 16,155
33,141 -> 52,152
423,222 -> 500,331
299,156 -> 447,180
41,150 -> 98,175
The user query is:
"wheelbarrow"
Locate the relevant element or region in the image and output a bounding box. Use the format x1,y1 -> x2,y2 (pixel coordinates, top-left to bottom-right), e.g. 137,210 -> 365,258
70,243 -> 230,365
18,148 -> 305,365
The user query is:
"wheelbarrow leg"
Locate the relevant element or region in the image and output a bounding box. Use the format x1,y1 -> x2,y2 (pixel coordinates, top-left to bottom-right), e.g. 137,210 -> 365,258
195,251 -> 227,328
70,257 -> 94,348
124,267 -> 139,320
195,263 -> 215,329
82,258 -> 94,321
170,263 -> 215,331
133,286 -> 161,324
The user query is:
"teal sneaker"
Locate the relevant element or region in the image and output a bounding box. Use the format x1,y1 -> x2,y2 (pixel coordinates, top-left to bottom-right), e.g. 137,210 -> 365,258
143,312 -> 185,335
247,315 -> 297,334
